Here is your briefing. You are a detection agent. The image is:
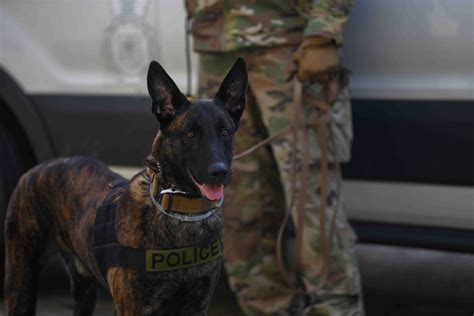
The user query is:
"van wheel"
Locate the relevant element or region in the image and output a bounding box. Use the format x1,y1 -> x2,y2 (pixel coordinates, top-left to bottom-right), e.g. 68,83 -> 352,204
0,120 -> 34,295
0,120 -> 27,207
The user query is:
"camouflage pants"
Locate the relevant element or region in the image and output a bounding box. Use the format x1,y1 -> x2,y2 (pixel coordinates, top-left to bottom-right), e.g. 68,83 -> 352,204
197,47 -> 364,316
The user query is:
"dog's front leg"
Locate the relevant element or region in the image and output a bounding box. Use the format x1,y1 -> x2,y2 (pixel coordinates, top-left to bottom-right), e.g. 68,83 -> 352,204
108,267 -> 137,316
108,267 -> 178,316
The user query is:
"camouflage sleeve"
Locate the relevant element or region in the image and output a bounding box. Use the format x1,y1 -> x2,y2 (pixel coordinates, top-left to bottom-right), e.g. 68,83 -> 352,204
303,0 -> 354,44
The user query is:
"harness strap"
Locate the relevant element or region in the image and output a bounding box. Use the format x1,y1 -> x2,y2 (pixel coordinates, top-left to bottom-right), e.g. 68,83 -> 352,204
93,181 -> 222,288
94,182 -> 127,286
95,241 -> 222,274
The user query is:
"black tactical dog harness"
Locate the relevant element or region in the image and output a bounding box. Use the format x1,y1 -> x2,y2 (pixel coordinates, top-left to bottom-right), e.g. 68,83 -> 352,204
93,182 -> 222,285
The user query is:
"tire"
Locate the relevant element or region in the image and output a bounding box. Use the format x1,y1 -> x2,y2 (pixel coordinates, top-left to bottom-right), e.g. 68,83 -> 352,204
0,109 -> 36,294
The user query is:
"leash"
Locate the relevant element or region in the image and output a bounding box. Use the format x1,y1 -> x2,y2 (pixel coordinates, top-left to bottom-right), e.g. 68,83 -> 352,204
233,76 -> 342,294
185,11 -> 193,98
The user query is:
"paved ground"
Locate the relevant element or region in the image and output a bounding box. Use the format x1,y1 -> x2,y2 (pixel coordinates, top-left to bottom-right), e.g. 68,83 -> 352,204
0,276 -> 243,316
0,293 -> 243,316
0,294 -> 241,316
0,285 -> 470,316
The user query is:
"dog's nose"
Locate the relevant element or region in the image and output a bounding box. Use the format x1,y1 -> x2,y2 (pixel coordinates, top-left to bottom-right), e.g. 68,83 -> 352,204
207,162 -> 228,180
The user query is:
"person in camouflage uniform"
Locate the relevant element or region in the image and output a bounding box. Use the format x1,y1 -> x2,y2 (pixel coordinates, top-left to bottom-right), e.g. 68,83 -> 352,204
186,1 -> 364,315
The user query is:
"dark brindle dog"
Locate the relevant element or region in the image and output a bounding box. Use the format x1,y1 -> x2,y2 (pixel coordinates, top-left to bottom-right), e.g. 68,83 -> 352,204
4,58 -> 247,315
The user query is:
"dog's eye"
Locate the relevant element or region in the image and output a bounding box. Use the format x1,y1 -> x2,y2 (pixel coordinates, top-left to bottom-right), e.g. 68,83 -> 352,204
186,131 -> 195,138
221,129 -> 229,137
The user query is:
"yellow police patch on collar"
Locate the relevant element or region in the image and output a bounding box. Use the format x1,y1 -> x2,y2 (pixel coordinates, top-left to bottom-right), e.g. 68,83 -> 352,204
146,240 -> 222,272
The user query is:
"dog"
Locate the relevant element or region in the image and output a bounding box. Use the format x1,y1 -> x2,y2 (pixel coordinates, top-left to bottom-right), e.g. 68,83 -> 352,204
4,58 -> 248,315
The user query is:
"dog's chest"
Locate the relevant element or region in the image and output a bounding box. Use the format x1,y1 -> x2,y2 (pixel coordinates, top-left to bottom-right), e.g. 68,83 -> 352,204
138,207 -> 224,250
126,210 -> 224,303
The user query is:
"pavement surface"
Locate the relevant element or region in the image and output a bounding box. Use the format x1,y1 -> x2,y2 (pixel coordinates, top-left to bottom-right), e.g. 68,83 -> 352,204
0,293 -> 244,316
0,274 -> 243,316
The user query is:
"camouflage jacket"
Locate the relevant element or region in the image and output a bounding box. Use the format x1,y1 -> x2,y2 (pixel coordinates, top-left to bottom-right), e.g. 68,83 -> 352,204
185,0 -> 353,52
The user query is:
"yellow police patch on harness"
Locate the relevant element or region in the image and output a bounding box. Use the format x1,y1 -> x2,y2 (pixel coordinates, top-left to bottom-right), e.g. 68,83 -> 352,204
146,240 -> 222,272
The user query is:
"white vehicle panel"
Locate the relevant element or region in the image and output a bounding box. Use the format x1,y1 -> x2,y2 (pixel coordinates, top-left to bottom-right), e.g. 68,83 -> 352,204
1,0 -> 473,100
343,0 -> 474,100
344,180 -> 474,230
0,0 -> 197,94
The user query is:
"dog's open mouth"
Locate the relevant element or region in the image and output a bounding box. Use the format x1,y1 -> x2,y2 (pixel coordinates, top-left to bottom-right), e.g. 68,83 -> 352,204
187,169 -> 224,201
196,183 -> 224,201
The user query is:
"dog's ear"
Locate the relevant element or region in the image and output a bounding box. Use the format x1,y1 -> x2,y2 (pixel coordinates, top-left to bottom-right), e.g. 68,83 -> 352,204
147,61 -> 187,127
215,57 -> 248,128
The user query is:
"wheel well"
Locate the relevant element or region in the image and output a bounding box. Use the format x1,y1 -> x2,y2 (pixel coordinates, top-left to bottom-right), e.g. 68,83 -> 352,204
0,100 -> 37,284
0,67 -> 55,162
0,99 -> 37,184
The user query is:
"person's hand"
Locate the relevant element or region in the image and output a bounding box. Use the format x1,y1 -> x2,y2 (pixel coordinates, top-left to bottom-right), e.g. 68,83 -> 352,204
185,0 -> 195,17
293,36 -> 339,83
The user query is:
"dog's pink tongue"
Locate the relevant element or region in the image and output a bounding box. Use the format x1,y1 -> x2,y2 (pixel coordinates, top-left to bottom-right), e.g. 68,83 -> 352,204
197,184 -> 224,201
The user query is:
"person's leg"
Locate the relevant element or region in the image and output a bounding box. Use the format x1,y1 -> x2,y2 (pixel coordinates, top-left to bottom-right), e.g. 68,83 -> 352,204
244,47 -> 364,315
198,53 -> 295,315
301,86 -> 364,316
